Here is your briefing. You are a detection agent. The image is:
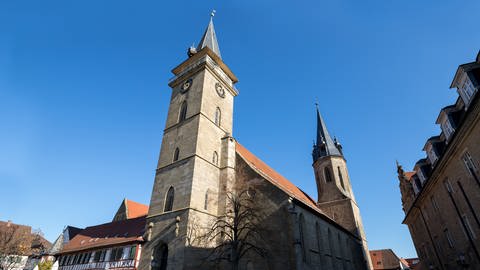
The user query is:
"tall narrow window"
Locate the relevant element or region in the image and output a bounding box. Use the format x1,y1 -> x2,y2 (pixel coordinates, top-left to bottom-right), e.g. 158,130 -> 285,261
179,101 -> 187,122
444,228 -> 455,248
444,179 -> 453,194
214,107 -> 221,126
299,214 -> 306,262
338,167 -> 345,190
212,151 -> 218,165
204,190 -> 209,210
315,222 -> 323,260
324,167 -> 333,183
173,148 -> 179,162
164,187 -> 174,212
463,215 -> 476,239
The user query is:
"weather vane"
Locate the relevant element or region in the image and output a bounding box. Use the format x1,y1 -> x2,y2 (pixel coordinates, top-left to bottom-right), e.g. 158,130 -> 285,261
211,10 -> 216,18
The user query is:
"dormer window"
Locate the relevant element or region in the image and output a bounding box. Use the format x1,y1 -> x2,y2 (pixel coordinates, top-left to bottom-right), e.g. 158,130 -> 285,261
440,117 -> 455,140
426,145 -> 438,165
458,74 -> 477,107
412,176 -> 421,195
417,168 -> 427,184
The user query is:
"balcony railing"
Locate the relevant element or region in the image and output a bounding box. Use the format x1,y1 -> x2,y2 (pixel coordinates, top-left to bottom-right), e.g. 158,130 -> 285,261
59,259 -> 135,270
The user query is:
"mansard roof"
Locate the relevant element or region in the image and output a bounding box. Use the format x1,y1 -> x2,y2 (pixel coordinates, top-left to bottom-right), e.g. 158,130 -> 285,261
60,216 -> 146,254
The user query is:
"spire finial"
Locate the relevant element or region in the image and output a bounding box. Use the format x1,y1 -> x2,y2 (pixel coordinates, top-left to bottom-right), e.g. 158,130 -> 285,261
210,10 -> 216,18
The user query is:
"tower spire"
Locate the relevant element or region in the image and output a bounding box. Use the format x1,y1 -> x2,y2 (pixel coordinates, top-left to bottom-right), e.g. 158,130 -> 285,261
312,105 -> 342,161
196,10 -> 222,59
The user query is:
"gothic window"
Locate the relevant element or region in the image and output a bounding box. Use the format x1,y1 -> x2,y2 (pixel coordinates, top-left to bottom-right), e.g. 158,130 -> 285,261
299,214 -> 306,262
315,222 -> 324,265
204,190 -> 209,210
338,167 -> 346,190
173,148 -> 179,162
164,187 -> 174,212
214,107 -> 221,126
179,101 -> 187,122
327,228 -> 334,258
212,151 -> 218,165
152,244 -> 168,270
324,167 -> 333,183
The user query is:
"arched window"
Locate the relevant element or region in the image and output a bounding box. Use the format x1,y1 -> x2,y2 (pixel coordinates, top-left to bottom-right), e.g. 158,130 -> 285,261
152,243 -> 168,270
324,167 -> 333,183
299,214 -> 306,262
173,148 -> 179,162
214,107 -> 221,126
204,190 -> 209,210
179,101 -> 187,122
212,151 -> 218,165
164,187 -> 174,212
338,167 -> 345,190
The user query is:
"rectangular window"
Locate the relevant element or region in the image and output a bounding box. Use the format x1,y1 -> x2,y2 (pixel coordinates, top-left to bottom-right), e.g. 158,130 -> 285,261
441,119 -> 455,140
129,246 -> 137,260
110,248 -> 123,261
99,250 -> 106,262
462,151 -> 478,176
93,251 -> 101,262
463,78 -> 476,101
427,146 -> 438,165
463,215 -> 476,239
417,169 -> 426,184
444,228 -> 454,248
444,179 -> 453,193
84,253 -> 91,264
431,196 -> 440,213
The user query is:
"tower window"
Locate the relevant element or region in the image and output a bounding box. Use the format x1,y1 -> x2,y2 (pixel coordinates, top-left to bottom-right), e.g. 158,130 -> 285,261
324,167 -> 333,183
173,148 -> 180,162
212,151 -> 219,165
179,101 -> 187,122
214,107 -> 221,126
164,187 -> 174,212
338,167 -> 345,190
204,190 -> 209,210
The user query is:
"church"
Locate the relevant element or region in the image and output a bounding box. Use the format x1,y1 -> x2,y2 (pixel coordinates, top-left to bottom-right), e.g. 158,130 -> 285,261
138,16 -> 373,270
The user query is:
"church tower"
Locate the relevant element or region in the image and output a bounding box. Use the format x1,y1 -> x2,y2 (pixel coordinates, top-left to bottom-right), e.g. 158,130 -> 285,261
312,106 -> 373,269
139,15 -> 238,270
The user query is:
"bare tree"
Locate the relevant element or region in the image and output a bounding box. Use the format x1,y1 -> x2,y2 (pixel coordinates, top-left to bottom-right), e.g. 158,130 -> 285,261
0,221 -> 32,270
204,182 -> 267,270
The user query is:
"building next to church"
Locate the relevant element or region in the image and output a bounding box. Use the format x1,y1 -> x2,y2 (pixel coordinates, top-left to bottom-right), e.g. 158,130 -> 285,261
55,199 -> 148,270
369,249 -> 412,270
397,51 -> 480,269
137,15 -> 373,270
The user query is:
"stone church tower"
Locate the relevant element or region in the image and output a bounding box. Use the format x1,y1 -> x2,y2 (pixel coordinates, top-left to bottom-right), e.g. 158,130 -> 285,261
138,16 -> 239,270
312,107 -> 373,269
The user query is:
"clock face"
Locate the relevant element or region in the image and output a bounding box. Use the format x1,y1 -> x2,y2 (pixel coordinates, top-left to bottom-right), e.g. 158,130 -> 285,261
215,82 -> 225,98
181,78 -> 192,93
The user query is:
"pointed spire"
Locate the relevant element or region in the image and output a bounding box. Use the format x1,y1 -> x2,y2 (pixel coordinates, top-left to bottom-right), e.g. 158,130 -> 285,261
312,105 -> 342,161
196,10 -> 222,59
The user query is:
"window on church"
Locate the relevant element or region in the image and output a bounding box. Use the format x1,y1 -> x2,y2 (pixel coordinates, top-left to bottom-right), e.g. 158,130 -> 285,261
213,151 -> 218,165
338,167 -> 345,190
215,107 -> 221,126
179,101 -> 187,122
299,214 -> 306,262
164,187 -> 174,212
173,148 -> 179,162
324,167 -> 333,183
204,190 -> 209,210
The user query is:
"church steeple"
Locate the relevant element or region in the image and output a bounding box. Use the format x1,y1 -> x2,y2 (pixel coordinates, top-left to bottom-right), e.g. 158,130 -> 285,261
312,105 -> 342,162
196,12 -> 222,59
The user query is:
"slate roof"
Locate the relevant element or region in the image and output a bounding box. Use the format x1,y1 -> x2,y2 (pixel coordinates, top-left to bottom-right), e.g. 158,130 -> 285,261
60,216 -> 146,254
197,18 -> 221,59
312,107 -> 342,161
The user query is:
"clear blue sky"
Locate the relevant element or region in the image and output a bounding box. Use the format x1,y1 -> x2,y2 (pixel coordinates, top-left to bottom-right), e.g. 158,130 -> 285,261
1,0 -> 479,259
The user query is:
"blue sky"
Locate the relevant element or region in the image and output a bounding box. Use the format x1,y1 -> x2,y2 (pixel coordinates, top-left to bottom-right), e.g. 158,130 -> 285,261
1,0 -> 479,258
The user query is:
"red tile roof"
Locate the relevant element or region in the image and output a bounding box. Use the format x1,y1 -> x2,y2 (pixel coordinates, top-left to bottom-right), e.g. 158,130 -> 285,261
125,199 -> 149,219
235,142 -> 321,213
61,216 -> 146,254
404,171 -> 416,181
